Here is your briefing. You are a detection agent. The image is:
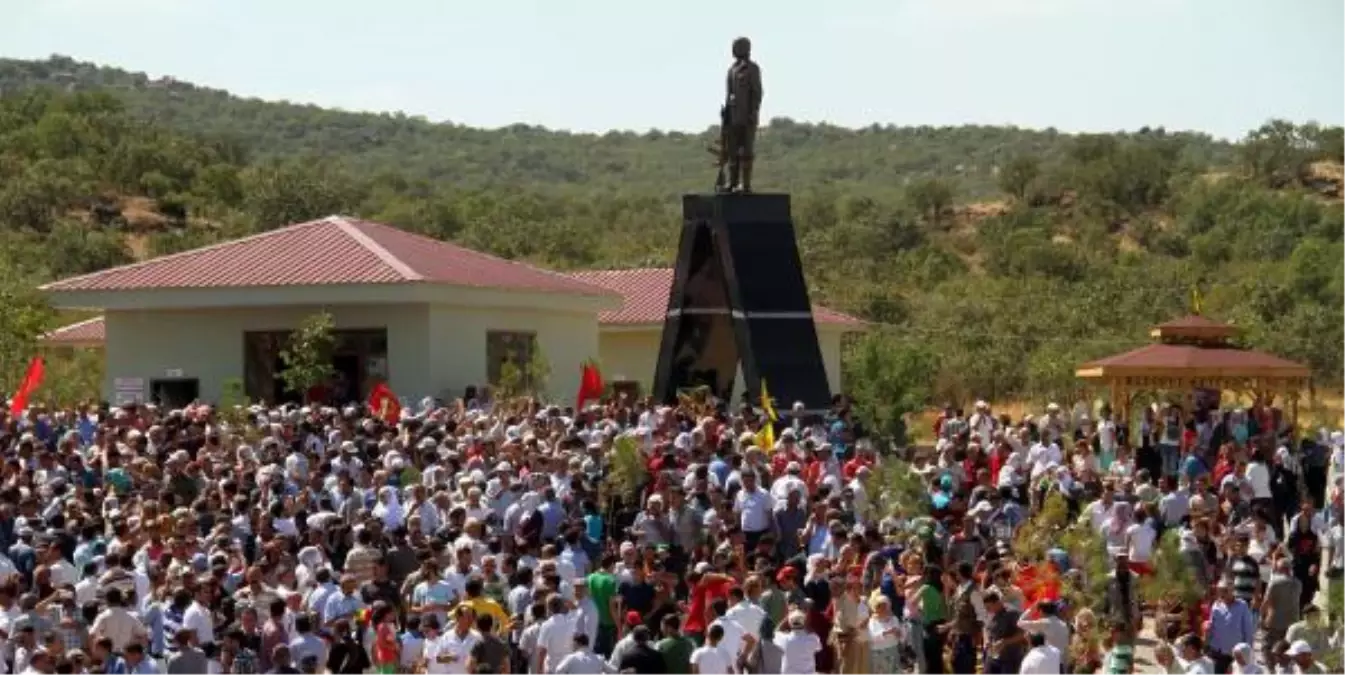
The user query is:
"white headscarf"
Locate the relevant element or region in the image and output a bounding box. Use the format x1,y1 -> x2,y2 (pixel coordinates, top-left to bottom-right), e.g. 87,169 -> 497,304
295,546 -> 329,591
373,485 -> 405,530
1231,643 -> 1261,673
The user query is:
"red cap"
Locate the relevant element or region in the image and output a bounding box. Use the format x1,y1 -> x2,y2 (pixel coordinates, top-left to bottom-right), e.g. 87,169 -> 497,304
776,568 -> 797,584
625,611 -> 643,627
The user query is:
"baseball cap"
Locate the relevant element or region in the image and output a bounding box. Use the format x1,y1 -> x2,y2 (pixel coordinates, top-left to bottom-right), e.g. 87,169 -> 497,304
1286,640 -> 1312,656
625,611 -> 642,627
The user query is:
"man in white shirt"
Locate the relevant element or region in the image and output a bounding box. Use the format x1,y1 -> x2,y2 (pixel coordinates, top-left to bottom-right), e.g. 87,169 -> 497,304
182,585 -> 216,653
690,624 -> 735,675
91,588 -> 148,653
723,586 -> 766,667
773,613 -> 821,675
1018,632 -> 1061,674
1027,441 -> 1061,480
425,607 -> 481,675
707,597 -> 750,672
554,634 -> 608,674
770,463 -> 807,503
535,596 -> 575,674
1017,601 -> 1070,657
733,472 -> 774,546
1176,634 -> 1214,674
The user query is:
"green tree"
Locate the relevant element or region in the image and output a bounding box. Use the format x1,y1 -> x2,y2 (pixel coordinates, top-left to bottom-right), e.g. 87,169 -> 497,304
842,332 -> 938,446
1139,530 -> 1203,608
862,456 -> 928,522
240,160 -> 364,228
277,312 -> 337,400
905,177 -> 955,226
36,348 -> 104,406
44,219 -> 134,278
0,262 -> 55,390
998,155 -> 1041,201
1239,120 -> 1315,188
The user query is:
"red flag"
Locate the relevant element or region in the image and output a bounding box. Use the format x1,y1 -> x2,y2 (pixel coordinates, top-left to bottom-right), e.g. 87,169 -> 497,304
367,382 -> 401,424
576,361 -> 604,409
8,356 -> 45,416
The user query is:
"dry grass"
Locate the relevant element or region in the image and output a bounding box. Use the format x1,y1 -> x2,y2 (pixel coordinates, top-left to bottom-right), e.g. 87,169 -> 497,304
120,196 -> 169,230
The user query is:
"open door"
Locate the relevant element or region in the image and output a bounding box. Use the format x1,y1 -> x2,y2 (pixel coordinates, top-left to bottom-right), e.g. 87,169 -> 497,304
150,378 -> 200,409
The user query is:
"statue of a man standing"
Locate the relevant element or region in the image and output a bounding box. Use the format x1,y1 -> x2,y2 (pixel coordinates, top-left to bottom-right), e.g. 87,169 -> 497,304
719,36 -> 763,193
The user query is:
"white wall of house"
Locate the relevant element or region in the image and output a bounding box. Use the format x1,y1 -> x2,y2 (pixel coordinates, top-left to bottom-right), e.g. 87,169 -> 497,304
427,305 -> 600,403
102,304 -> 433,404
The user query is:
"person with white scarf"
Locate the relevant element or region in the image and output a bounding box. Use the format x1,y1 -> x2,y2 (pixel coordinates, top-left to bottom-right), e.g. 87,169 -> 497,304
373,486 -> 406,530
295,546 -> 330,592
1230,642 -> 1262,674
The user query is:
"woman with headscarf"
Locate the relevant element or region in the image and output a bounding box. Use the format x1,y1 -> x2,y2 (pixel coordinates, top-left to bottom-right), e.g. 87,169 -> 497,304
1286,508 -> 1322,610
295,545 -> 329,592
1231,642 -> 1262,673
1271,445 -> 1302,541
371,485 -> 404,530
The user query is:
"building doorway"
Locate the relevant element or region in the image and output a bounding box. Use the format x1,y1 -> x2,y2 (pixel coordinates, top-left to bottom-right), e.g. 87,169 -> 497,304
150,378 -> 200,408
244,328 -> 387,405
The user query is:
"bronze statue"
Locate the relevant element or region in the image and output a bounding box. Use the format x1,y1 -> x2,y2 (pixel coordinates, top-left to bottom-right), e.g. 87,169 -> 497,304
713,36 -> 763,193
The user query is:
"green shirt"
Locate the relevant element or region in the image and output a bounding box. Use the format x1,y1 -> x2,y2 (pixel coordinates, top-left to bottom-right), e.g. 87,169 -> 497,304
656,636 -> 694,674
758,589 -> 787,639
918,584 -> 948,624
587,571 -> 618,626
1104,645 -> 1134,674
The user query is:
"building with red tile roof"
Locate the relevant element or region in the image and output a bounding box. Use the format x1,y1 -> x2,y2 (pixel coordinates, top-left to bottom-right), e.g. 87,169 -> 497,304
40,216 -> 621,406
41,217 -> 865,405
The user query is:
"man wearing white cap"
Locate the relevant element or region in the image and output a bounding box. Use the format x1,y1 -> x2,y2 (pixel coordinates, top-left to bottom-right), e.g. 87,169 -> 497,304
1285,640 -> 1326,674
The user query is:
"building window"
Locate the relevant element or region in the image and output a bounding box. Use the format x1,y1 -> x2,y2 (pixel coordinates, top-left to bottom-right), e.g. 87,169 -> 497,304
486,330 -> 537,388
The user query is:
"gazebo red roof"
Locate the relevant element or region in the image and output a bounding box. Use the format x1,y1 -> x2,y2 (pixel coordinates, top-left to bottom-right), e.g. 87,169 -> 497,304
1078,343 -> 1310,377
1077,314 -> 1310,379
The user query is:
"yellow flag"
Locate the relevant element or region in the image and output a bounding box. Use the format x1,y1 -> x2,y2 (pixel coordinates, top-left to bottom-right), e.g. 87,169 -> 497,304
760,378 -> 778,422
756,420 -> 776,453
756,378 -> 778,453
1191,287 -> 1204,315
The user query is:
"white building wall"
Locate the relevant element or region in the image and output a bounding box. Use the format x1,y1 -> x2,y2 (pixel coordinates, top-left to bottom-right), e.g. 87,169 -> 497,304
102,304 -> 431,404
427,305 -> 600,404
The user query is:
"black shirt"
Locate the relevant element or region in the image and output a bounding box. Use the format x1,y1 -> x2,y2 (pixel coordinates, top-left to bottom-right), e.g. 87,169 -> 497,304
619,580 -> 656,617
617,644 -> 666,674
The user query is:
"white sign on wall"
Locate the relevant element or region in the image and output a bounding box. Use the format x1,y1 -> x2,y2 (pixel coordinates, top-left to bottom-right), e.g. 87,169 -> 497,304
113,377 -> 145,405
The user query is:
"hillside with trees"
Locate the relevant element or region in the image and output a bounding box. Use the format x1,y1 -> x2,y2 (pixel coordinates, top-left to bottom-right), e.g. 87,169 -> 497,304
0,56 -> 1341,427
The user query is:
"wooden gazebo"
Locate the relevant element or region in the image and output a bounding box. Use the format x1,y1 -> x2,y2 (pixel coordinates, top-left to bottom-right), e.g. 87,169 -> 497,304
1075,314 -> 1312,425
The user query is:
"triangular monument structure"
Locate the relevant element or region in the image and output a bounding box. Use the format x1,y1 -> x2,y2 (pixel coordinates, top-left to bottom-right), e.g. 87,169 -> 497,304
651,193 -> 833,411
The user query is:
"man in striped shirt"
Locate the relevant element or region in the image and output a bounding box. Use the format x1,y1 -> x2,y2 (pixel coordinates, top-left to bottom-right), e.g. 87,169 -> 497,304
1227,534 -> 1262,609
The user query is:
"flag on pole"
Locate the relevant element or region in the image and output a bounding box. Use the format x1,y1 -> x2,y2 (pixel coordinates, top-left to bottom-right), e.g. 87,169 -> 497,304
759,378 -> 778,422
8,356 -> 45,416
755,417 -> 776,453
367,382 -> 401,424
576,360 -> 604,409
756,377 -> 778,451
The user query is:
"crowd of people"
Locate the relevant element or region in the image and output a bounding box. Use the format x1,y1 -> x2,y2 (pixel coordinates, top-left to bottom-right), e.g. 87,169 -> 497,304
0,391 -> 1340,675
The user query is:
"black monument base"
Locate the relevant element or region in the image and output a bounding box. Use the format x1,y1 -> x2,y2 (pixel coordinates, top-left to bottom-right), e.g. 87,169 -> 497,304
652,193 -> 833,411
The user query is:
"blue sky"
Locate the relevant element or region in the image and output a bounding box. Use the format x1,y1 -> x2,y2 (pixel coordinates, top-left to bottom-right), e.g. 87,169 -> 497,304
4,0 -> 1342,139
